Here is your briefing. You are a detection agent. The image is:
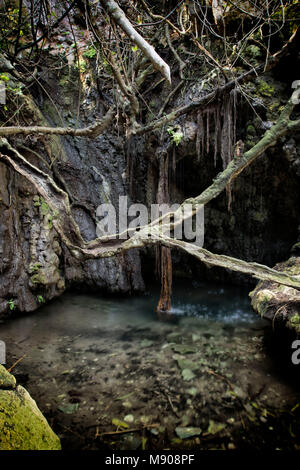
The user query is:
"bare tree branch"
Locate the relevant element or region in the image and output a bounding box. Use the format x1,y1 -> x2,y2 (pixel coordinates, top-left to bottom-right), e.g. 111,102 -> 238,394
0,107 -> 116,138
101,0 -> 171,84
133,26 -> 300,135
160,237 -> 300,290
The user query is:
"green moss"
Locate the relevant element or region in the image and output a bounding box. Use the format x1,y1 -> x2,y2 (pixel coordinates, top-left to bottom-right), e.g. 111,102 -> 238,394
258,80 -> 275,97
288,314 -> 300,333
59,75 -> 71,88
245,45 -> 261,59
269,99 -> 281,113
30,271 -> 48,285
33,195 -> 41,207
247,124 -> 256,136
47,214 -> 53,229
29,262 -> 42,274
40,199 -> 49,216
0,379 -> 61,450
251,290 -> 274,317
288,314 -> 300,325
0,366 -> 16,389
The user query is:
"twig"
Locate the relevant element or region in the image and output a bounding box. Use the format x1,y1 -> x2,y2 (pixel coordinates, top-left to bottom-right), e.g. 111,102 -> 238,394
207,369 -> 234,390
158,80 -> 184,117
7,354 -> 27,372
95,423 -> 159,437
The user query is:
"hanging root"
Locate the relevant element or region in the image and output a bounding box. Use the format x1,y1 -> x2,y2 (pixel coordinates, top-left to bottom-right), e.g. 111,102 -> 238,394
156,246 -> 173,314
155,151 -> 173,314
196,111 -> 204,161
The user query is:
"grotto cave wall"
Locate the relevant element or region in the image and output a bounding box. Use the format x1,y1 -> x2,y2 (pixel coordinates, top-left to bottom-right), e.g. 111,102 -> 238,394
0,8 -> 300,315
135,72 -> 300,287
0,56 -> 144,316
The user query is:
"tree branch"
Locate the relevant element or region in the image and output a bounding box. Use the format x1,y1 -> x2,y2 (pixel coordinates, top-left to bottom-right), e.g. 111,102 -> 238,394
101,0 -> 171,84
160,237 -> 300,290
0,106 -> 116,138
133,26 -> 300,135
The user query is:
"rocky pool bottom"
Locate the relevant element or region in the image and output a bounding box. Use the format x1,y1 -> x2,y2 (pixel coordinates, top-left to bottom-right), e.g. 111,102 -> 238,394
0,281 -> 299,451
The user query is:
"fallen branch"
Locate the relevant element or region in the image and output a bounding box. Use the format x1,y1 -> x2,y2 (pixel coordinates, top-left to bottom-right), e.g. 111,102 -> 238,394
7,354 -> 27,373
95,423 -> 159,437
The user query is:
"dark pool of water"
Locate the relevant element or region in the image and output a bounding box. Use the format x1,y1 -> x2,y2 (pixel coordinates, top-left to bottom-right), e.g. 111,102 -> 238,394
1,281 -> 299,450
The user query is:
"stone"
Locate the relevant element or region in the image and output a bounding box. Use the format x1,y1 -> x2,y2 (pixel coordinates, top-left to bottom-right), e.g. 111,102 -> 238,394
0,365 -> 16,389
175,426 -> 202,439
0,367 -> 61,450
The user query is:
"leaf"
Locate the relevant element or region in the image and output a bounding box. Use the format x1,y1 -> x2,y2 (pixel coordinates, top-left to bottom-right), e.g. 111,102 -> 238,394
112,418 -> 129,429
116,392 -> 134,401
207,420 -> 226,435
58,403 -> 79,414
124,414 -> 134,423
131,45 -> 138,52
175,427 -> 202,439
142,436 -> 147,450
172,344 -> 197,354
174,356 -> 198,371
140,339 -> 153,347
182,369 -> 195,381
186,387 -> 198,396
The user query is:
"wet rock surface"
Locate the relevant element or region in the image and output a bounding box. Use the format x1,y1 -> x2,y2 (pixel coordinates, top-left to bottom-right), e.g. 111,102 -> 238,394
0,63 -> 144,317
251,256 -> 300,333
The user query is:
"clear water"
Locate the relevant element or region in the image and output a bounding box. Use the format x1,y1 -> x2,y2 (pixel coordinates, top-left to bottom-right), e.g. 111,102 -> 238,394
1,281 -> 298,450
0,281 -> 257,342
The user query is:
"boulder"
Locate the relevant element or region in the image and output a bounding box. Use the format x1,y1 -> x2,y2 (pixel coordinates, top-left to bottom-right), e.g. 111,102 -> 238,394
0,365 -> 61,450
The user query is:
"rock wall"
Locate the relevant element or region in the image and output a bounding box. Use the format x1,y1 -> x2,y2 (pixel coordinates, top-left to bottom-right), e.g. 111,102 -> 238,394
250,256 -> 300,333
136,73 -> 300,286
0,61 -> 144,316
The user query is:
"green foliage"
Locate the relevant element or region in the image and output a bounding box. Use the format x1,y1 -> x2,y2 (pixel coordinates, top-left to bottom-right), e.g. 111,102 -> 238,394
167,127 -> 183,146
0,6 -> 30,53
8,299 -> 15,311
47,214 -> 53,229
33,197 -> 41,207
6,82 -> 23,97
74,58 -> 86,73
37,295 -> 45,304
33,196 -> 49,215
271,1 -> 300,34
40,199 -> 49,216
257,80 -> 275,97
245,45 -> 261,60
0,74 -> 10,82
83,46 -> 97,58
